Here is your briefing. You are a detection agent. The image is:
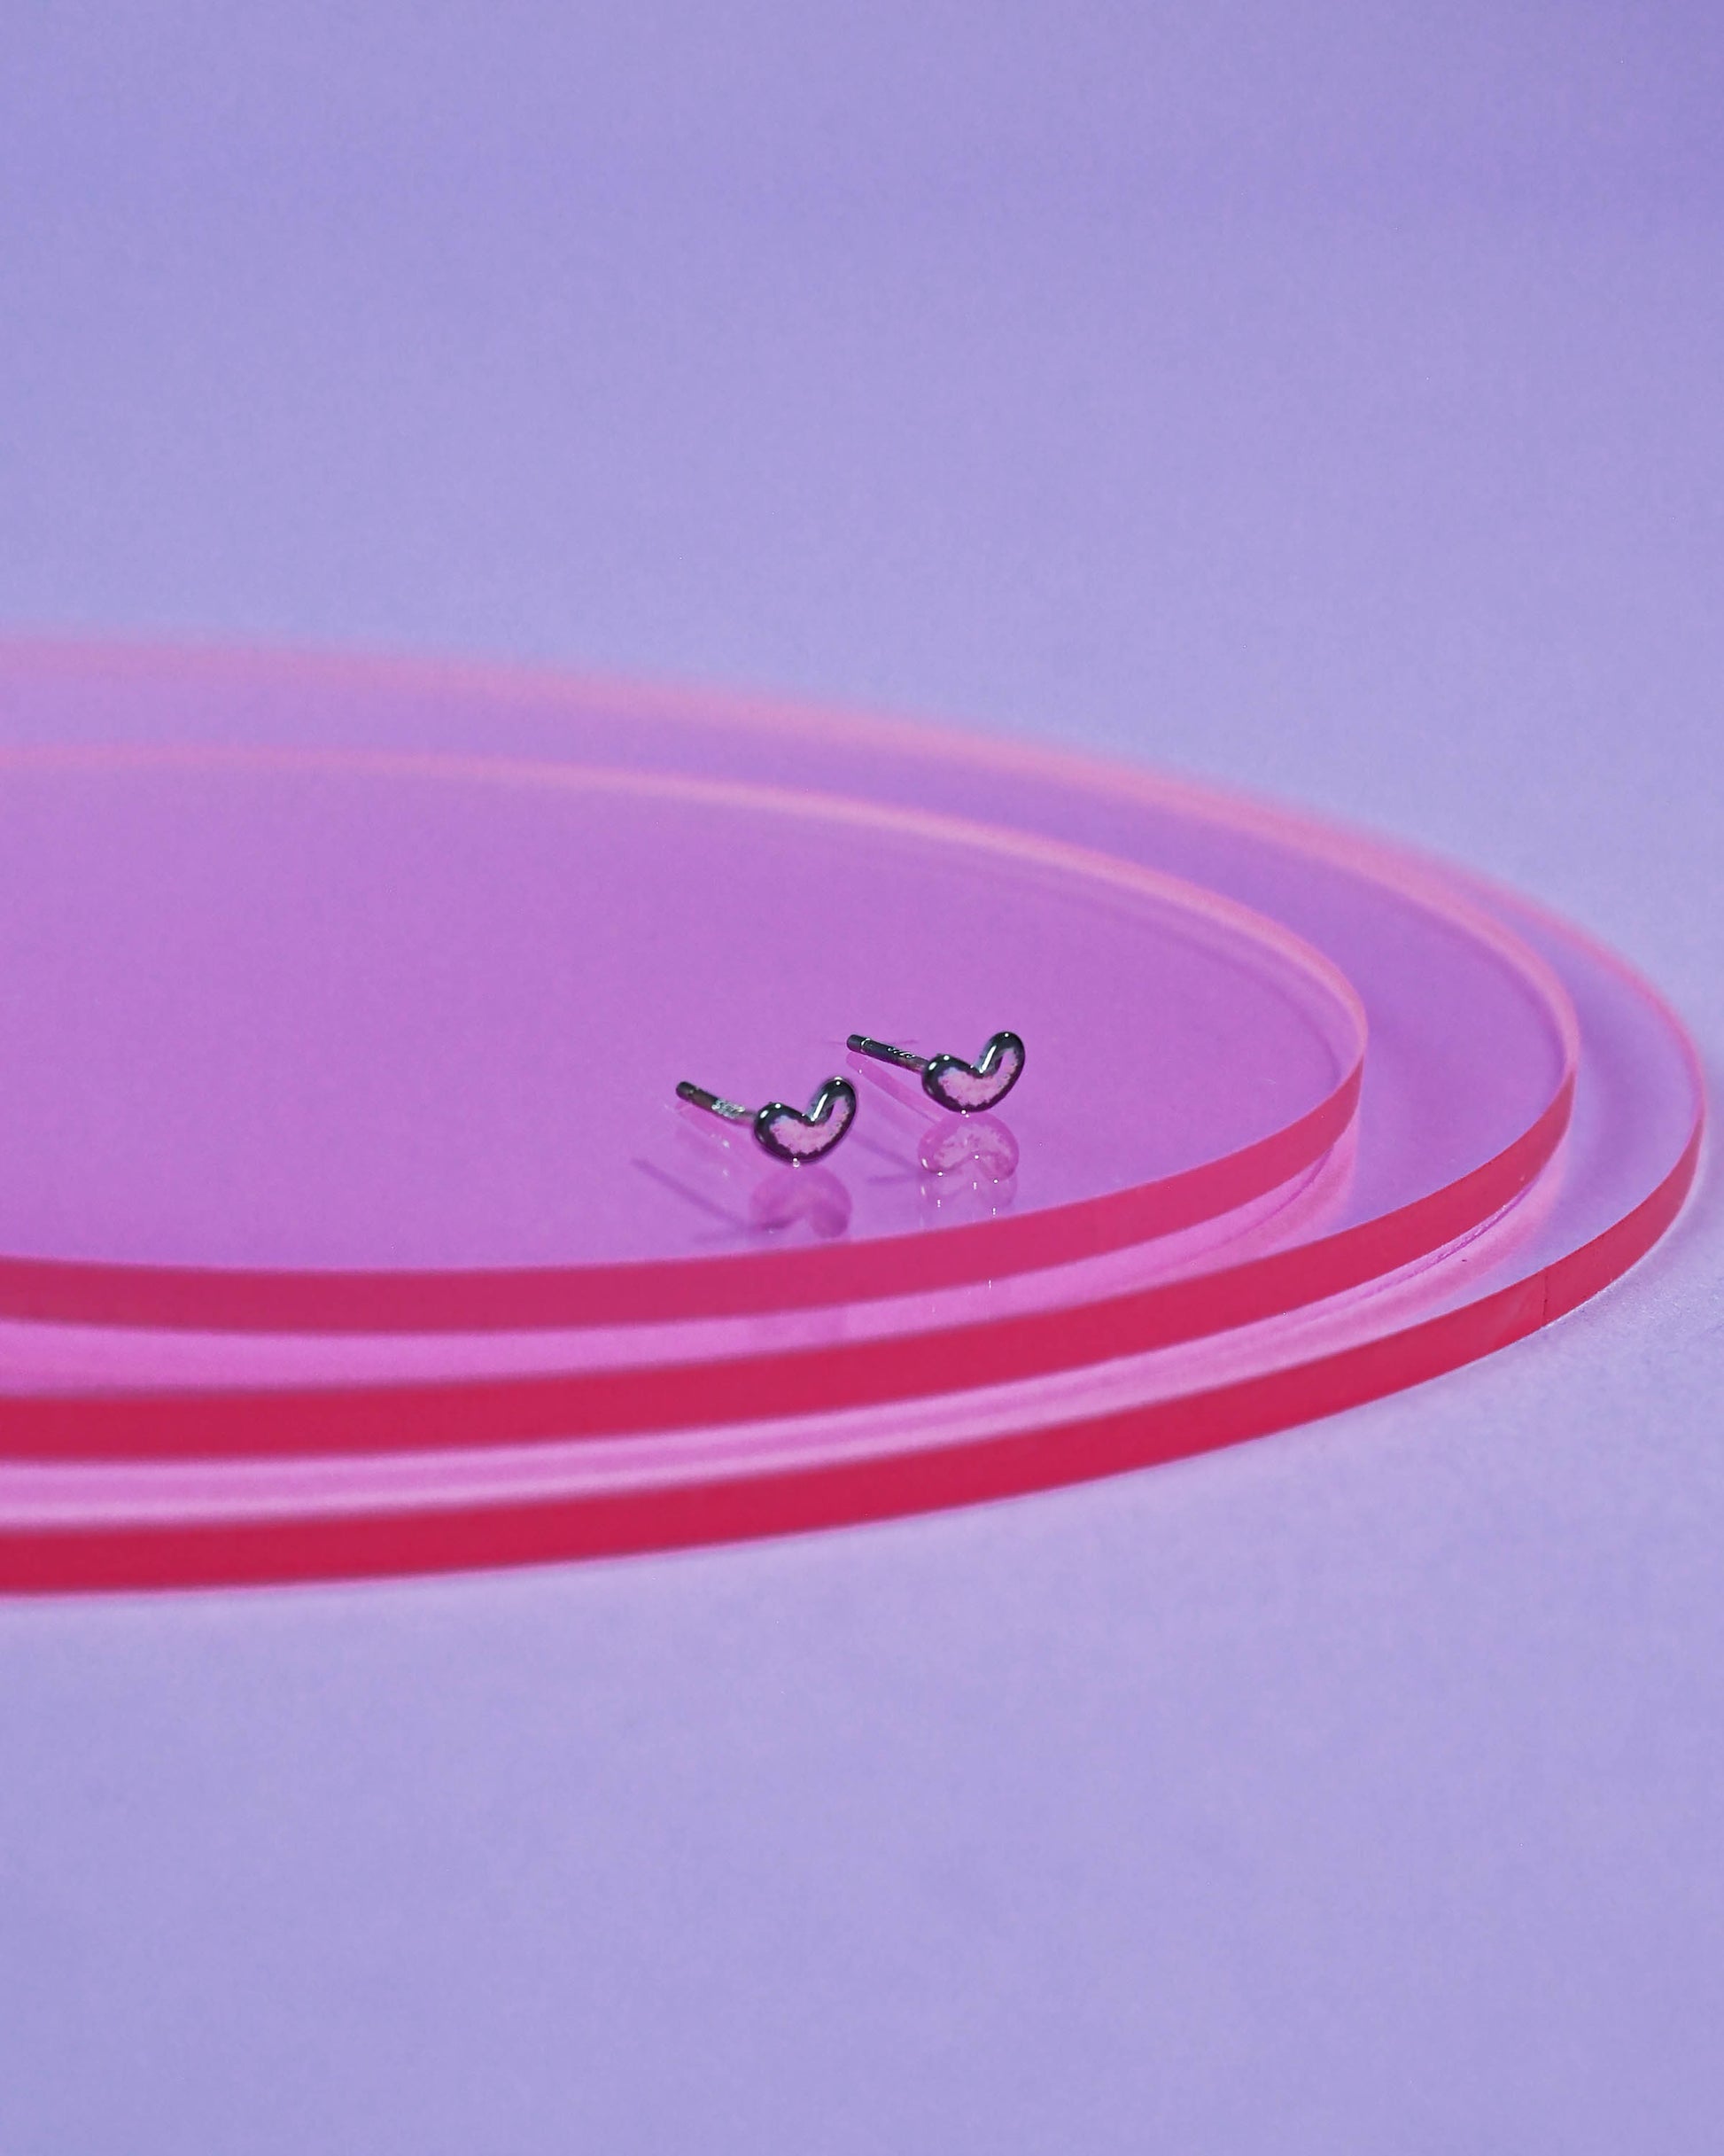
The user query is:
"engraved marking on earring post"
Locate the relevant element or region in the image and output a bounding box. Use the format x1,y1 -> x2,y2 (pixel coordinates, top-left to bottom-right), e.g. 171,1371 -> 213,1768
676,1080 -> 751,1122
847,1033 -> 928,1072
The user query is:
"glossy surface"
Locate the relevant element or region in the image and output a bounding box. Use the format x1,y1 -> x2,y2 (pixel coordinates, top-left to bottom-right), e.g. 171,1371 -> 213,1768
0,643 -> 1699,1586
0,739 -> 1363,1325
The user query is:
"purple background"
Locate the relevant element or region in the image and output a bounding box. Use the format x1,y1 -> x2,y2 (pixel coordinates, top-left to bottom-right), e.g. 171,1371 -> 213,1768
2,6 -> 1721,2149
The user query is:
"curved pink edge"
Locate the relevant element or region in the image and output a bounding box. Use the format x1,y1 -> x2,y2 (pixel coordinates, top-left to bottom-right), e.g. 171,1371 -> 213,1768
0,739 -> 1369,1334
0,1100 -> 1697,1593
0,645 -> 1573,1339
0,640 -> 1700,1583
0,641 -> 1593,1452
0,633 -> 1582,1343
0,1062 -> 1562,1463
0,646 -> 1577,1336
0,1055 -> 1364,1334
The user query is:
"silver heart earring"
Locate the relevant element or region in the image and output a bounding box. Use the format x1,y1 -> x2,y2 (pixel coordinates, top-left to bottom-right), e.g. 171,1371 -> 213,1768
675,1074 -> 858,1164
847,1029 -> 1026,1114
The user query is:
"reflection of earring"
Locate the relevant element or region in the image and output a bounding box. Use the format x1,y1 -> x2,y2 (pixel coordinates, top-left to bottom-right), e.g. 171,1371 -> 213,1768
676,1075 -> 857,1164
920,1112 -> 1020,1181
749,1164 -> 852,1239
847,1029 -> 1026,1114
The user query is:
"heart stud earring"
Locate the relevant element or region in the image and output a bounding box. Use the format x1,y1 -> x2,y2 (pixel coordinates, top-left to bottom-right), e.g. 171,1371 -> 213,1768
847,1029 -> 1026,1114
676,1074 -> 858,1164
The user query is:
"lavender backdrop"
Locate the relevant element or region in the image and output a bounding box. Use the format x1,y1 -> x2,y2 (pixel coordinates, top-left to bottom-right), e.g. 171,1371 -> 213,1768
2,6 -> 1722,2151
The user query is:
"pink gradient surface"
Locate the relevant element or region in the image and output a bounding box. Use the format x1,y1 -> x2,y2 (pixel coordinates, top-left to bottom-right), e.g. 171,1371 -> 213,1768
0,643 -> 1698,1588
0,740 -> 1363,1327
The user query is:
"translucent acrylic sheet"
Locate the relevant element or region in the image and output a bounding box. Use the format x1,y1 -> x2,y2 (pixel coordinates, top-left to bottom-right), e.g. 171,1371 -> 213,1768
0,643 -> 1698,1588
0,662 -> 1573,1420
0,744 -> 1363,1326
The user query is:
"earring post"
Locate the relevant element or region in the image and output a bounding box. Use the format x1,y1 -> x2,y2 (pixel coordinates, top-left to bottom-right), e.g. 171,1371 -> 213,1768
847,1033 -> 929,1073
676,1080 -> 752,1122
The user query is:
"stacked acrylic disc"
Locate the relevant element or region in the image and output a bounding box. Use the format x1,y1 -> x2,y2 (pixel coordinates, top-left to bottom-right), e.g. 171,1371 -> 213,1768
0,643 -> 1702,1588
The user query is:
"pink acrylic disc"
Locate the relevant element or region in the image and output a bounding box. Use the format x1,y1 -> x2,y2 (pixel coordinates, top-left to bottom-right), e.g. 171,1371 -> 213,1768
0,743 -> 1363,1327
0,642 -> 1698,1590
